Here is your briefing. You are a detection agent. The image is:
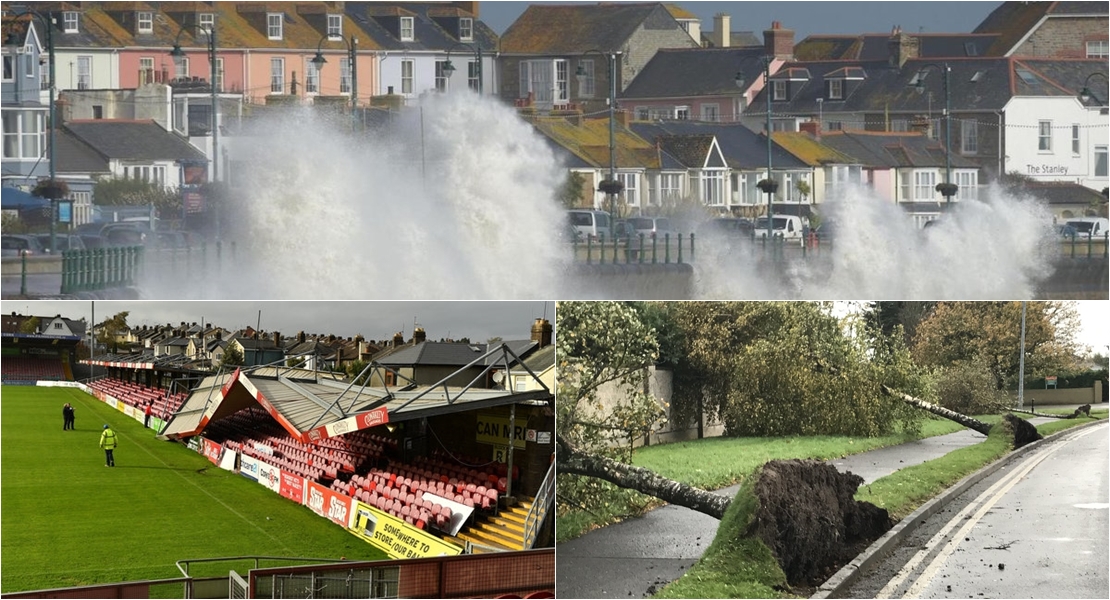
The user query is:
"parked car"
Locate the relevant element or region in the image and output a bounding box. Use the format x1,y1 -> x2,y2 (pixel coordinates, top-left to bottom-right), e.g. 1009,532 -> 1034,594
627,216 -> 676,239
611,220 -> 637,239
1,234 -> 45,257
34,234 -> 86,253
753,215 -> 807,242
567,210 -> 611,240
1065,217 -> 1108,238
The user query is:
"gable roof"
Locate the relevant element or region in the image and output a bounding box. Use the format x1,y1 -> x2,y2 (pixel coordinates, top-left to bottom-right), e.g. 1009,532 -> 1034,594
795,33 -> 1000,62
63,120 -> 208,162
771,132 -> 856,166
501,3 -> 677,54
529,115 -> 662,169
630,121 -> 810,171
344,2 -> 497,52
621,47 -> 766,99
974,1 -> 1108,56
376,340 -> 537,368
54,127 -> 112,174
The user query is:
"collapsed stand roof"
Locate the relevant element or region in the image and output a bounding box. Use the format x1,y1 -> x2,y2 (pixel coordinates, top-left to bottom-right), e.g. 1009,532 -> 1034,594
161,343 -> 552,444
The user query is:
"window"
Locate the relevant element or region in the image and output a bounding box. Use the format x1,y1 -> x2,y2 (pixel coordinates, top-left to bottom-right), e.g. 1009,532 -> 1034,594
401,60 -> 414,94
520,60 -> 552,104
701,103 -> 719,122
63,12 -> 79,33
2,110 -> 45,160
578,59 -> 595,97
1038,120 -> 1052,152
658,173 -> 682,205
960,119 -> 978,154
174,56 -> 189,80
675,106 -> 690,120
137,12 -> 153,34
267,13 -> 283,40
305,58 -> 320,94
92,105 -> 102,119
435,60 -> 449,92
23,44 -> 33,78
327,14 -> 342,38
459,17 -> 473,41
215,57 -> 224,92
1096,145 -> 1108,177
828,79 -> 843,100
1072,124 -> 1080,155
701,170 -> 725,206
76,56 -> 91,90
467,60 -> 480,91
618,173 -> 638,207
1087,40 -> 1109,58
124,165 -> 167,185
955,171 -> 978,201
554,59 -> 568,105
139,56 -> 154,84
53,322 -> 62,330
199,13 -> 215,35
400,17 -> 414,41
340,57 -> 351,94
2,54 -> 12,82
772,80 -> 786,101
636,106 -> 649,120
914,170 -> 936,200
270,57 -> 284,93
890,119 -> 909,133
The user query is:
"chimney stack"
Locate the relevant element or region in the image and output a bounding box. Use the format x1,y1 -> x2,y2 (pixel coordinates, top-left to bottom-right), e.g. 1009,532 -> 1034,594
888,26 -> 919,67
714,13 -> 731,48
297,330 -> 306,343
414,327 -> 427,344
763,21 -> 795,60
531,318 -> 553,348
272,331 -> 281,346
393,332 -> 405,348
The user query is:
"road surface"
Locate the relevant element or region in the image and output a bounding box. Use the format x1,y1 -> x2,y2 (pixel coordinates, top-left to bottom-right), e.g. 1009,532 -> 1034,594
843,422 -> 1109,599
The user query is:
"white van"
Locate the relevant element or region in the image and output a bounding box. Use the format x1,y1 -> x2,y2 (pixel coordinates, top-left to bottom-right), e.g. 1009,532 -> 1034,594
1065,217 -> 1109,239
753,215 -> 807,243
567,210 -> 612,240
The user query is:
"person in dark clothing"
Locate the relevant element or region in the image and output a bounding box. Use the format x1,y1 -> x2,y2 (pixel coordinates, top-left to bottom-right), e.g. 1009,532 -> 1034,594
62,403 -> 75,430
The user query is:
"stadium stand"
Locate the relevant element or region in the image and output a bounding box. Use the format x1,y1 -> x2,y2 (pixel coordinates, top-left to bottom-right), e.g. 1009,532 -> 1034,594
87,376 -> 188,419
1,356 -> 67,383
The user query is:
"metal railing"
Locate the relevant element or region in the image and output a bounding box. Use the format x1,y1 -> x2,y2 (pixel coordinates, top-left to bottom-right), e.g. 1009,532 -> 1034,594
522,460 -> 555,550
60,246 -> 144,293
1059,231 -> 1109,259
571,232 -> 695,264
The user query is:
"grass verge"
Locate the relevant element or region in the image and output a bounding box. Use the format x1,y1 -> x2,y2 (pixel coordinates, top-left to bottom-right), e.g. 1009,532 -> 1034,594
1,386 -> 387,593
656,414 -> 1104,598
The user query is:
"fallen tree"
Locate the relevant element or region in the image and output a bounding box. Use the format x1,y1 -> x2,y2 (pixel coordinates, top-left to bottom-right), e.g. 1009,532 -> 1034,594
881,384 -> 1043,448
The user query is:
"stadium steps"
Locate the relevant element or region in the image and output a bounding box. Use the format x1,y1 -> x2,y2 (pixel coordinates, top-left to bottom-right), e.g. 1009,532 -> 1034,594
447,496 -> 534,552
62,361 -> 73,380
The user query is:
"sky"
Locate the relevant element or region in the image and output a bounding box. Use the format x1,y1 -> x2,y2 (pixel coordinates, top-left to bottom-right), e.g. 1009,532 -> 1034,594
9,301 -> 556,344
478,1 -> 1002,39
7,300 -> 1106,354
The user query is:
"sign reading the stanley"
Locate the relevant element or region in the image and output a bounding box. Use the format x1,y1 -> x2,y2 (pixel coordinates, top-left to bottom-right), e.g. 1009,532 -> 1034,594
476,413 -> 527,449
348,501 -> 462,560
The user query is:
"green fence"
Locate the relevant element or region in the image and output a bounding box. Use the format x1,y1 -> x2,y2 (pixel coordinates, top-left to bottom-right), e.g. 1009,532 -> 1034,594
60,246 -> 144,294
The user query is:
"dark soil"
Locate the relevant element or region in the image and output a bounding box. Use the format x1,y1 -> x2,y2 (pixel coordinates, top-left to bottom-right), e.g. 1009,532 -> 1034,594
1072,404 -> 1092,418
748,459 -> 893,587
1004,413 -> 1043,448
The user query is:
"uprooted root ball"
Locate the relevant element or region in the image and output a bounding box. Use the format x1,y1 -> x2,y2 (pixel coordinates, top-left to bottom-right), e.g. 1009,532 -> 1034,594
749,459 -> 892,586
1004,413 -> 1043,449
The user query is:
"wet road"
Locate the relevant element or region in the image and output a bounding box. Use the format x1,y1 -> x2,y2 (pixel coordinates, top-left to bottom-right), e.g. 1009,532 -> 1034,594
845,422 -> 1109,599
556,428 -> 995,598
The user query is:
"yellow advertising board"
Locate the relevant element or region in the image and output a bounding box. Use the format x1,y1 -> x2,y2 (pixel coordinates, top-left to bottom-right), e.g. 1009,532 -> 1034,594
348,500 -> 462,559
476,413 -> 527,449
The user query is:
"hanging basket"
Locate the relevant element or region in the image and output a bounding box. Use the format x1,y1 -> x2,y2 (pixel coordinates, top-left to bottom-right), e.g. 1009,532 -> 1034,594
935,182 -> 959,198
756,178 -> 779,195
31,179 -> 69,200
597,178 -> 625,196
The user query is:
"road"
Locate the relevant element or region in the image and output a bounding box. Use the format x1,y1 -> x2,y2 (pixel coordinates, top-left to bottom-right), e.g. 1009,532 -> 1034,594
844,422 -> 1109,599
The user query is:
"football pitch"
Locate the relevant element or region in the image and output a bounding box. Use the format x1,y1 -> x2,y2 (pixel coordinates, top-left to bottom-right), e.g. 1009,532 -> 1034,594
1,385 -> 388,593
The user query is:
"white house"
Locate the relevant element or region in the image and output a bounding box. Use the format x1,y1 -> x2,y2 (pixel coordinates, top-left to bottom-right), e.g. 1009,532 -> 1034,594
1003,96 -> 1109,192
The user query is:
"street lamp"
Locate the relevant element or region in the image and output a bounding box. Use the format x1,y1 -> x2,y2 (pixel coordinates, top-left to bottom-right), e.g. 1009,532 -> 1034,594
1079,72 -> 1108,104
310,33 -> 359,116
736,55 -> 778,234
169,19 -> 219,238
911,63 -> 958,203
9,8 -> 60,253
577,50 -> 622,224
441,42 -> 482,95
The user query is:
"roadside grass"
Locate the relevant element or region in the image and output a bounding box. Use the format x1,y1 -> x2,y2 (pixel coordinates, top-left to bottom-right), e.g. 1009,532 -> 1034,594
653,415 -> 1103,598
557,418 -> 964,542
1,386 -> 387,593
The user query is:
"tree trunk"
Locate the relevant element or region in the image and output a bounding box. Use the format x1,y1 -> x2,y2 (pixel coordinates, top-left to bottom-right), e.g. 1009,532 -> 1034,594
557,436 -> 731,520
881,384 -> 993,436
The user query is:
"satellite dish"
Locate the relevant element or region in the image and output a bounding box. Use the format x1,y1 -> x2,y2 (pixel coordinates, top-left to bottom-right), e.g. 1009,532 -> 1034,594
492,370 -> 504,383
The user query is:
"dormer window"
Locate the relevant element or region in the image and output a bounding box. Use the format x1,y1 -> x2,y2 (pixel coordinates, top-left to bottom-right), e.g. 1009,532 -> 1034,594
137,11 -> 153,34
400,16 -> 414,41
772,80 -> 787,101
63,11 -> 79,33
460,17 -> 473,41
198,13 -> 215,35
327,14 -> 342,38
267,13 -> 283,40
828,79 -> 843,100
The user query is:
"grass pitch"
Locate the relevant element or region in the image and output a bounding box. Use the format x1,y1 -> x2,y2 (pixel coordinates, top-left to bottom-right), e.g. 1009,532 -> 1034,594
1,385 -> 387,593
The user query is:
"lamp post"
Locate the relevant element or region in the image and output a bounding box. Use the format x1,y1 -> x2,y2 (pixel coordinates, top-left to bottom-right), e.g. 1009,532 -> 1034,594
735,55 -> 777,235
310,34 -> 359,117
911,63 -> 958,203
10,8 -> 58,253
576,50 -> 621,224
1079,72 -> 1108,104
441,42 -> 482,95
170,20 -> 220,237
